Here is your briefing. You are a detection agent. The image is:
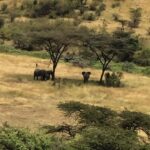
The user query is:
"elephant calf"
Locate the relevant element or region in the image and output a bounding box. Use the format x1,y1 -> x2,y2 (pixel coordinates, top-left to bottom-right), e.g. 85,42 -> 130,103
82,72 -> 91,83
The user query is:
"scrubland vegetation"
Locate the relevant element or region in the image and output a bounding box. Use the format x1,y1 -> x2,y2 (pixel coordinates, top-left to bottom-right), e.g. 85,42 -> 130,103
0,0 -> 150,149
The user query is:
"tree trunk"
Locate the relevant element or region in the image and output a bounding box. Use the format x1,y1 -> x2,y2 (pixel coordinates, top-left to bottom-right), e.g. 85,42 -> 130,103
99,67 -> 105,85
52,65 -> 56,81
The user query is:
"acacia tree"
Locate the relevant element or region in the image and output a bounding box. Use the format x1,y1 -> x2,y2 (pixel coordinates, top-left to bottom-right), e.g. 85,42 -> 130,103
83,29 -> 139,84
18,20 -> 83,80
31,21 -> 83,80
84,33 -> 116,84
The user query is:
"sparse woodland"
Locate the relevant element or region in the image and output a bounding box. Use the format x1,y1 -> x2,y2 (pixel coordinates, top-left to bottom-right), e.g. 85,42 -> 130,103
0,0 -> 150,149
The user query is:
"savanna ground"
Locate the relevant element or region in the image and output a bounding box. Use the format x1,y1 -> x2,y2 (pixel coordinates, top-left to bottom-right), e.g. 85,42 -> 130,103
0,53 -> 150,129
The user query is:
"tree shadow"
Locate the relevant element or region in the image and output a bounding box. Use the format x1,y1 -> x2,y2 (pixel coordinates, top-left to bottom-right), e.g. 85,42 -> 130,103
3,73 -> 33,83
54,77 -> 99,87
3,73 -> 99,87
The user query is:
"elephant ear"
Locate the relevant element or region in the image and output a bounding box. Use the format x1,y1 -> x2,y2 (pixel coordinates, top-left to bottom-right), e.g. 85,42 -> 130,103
87,72 -> 91,75
82,72 -> 85,75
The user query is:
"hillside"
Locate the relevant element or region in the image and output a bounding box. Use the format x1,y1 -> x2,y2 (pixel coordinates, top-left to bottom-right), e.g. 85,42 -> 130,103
0,53 -> 150,128
0,0 -> 149,48
0,0 -> 149,32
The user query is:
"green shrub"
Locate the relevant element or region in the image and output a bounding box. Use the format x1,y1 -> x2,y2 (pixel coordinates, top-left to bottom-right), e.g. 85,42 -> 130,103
58,101 -> 86,116
10,12 -> 17,23
96,3 -> 106,16
120,111 -> 150,131
111,2 -> 121,8
0,126 -> 65,150
122,62 -> 135,73
140,144 -> 150,150
31,1 -> 52,17
112,13 -> 119,21
58,102 -> 117,126
129,7 -> 142,28
104,72 -> 123,87
142,67 -> 150,76
22,0 -> 33,10
147,27 -> 150,35
33,0 -> 38,5
0,45 -> 49,59
1,3 -> 8,12
72,127 -> 140,150
134,49 -> 150,66
55,1 -> 72,16
49,11 -> 57,19
89,1 -> 98,11
0,17 -> 4,28
29,0 -> 76,18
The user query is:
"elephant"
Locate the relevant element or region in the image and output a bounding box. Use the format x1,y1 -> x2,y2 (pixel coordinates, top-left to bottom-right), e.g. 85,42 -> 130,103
34,69 -> 53,81
45,70 -> 53,80
82,72 -> 91,83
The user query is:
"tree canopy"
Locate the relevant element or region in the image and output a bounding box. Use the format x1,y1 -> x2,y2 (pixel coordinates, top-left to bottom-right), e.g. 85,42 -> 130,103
81,29 -> 139,83
7,19 -> 87,80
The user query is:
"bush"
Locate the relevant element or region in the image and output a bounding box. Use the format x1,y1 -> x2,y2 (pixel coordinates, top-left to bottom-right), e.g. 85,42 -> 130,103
22,0 -> 33,10
134,49 -> 150,66
0,17 -> 4,28
82,12 -> 96,21
10,12 -> 17,23
147,27 -> 150,35
33,0 -> 38,5
129,8 -> 142,28
120,111 -> 150,131
111,2 -> 121,8
122,62 -> 135,73
113,30 -> 140,62
142,67 -> 150,76
72,127 -> 140,150
89,1 -> 98,11
31,1 -> 52,17
112,13 -> 119,21
13,38 -> 33,51
0,45 -> 49,59
58,102 -> 117,126
1,3 -> 8,12
55,1 -> 72,17
140,144 -> 150,150
0,126 -> 65,150
49,11 -> 57,19
96,3 -> 106,16
29,0 -> 76,18
104,72 -> 123,87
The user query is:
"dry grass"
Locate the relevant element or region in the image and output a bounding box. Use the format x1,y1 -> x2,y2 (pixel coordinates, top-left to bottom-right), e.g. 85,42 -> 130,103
0,53 -> 150,129
82,0 -> 150,36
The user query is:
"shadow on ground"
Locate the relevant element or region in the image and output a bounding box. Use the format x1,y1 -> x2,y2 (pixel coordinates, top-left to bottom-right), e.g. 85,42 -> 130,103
3,73 -> 33,83
3,73 -> 99,86
52,77 -> 99,87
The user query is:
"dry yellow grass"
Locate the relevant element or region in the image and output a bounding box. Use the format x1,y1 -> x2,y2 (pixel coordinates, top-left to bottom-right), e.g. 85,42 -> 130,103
82,0 -> 150,36
0,53 -> 150,129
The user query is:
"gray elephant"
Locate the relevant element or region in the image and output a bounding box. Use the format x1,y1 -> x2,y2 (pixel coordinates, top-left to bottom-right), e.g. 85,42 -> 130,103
45,70 -> 53,80
82,72 -> 91,83
34,69 -> 53,81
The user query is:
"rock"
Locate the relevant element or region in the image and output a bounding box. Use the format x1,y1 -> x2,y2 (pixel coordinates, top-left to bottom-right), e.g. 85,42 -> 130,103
136,128 -> 150,144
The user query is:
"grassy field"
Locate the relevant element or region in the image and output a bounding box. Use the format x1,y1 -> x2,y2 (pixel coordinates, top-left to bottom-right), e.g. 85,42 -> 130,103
0,53 -> 150,129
